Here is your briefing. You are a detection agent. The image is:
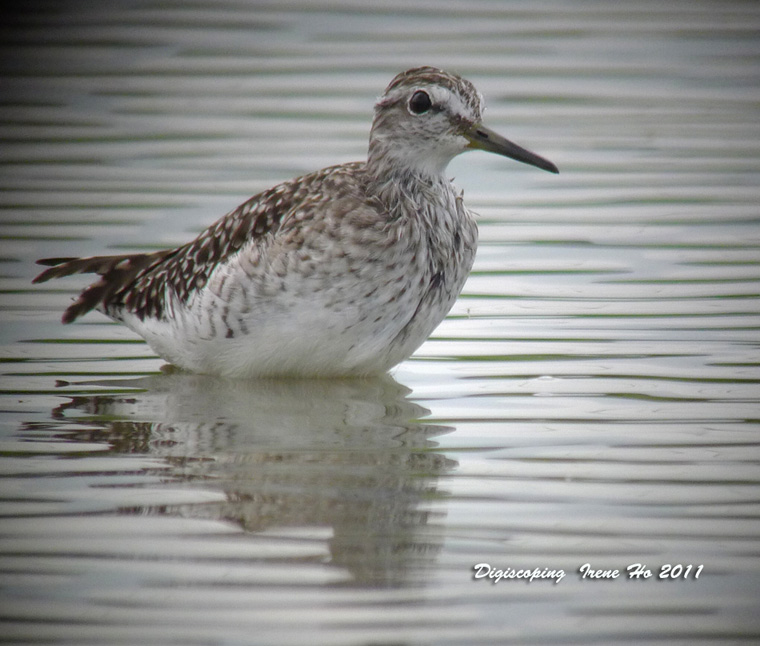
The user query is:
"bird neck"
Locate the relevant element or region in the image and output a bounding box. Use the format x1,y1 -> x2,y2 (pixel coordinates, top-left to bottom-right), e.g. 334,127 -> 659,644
362,157 -> 456,223
366,128 -> 455,182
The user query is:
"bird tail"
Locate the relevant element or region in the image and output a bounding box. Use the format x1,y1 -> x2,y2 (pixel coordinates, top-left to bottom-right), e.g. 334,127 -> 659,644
33,252 -> 168,323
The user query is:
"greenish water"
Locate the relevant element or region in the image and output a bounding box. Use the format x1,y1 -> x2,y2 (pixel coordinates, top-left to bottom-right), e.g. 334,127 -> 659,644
2,1 -> 760,644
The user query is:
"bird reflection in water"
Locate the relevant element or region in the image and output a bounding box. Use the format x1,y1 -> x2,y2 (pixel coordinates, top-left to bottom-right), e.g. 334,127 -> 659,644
47,373 -> 457,587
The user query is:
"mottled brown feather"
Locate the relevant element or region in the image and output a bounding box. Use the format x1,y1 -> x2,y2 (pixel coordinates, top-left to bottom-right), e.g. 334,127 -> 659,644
34,162 -> 363,324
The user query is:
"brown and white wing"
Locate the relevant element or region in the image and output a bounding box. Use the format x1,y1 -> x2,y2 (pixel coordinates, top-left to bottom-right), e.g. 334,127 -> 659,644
33,164 -> 357,324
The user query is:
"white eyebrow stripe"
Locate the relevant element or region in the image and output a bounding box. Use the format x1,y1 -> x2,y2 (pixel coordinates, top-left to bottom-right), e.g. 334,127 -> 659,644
425,85 -> 479,122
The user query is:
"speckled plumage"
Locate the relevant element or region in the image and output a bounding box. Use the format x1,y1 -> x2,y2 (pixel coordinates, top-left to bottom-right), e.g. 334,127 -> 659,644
34,66 -> 557,378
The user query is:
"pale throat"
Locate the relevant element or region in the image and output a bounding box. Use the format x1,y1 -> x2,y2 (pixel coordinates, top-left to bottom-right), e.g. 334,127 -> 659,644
367,133 -> 467,181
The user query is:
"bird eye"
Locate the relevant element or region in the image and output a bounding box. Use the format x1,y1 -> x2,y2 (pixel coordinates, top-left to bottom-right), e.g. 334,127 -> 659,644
408,90 -> 432,115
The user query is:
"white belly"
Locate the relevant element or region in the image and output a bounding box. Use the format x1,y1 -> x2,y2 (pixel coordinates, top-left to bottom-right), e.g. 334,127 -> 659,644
117,189 -> 478,378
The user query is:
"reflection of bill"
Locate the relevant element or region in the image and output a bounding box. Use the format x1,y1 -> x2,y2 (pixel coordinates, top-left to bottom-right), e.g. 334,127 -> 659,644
472,562 -> 566,584
50,373 -> 457,587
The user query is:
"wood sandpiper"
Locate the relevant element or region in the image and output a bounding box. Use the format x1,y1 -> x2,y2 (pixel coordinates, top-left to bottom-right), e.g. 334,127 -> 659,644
34,66 -> 559,378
